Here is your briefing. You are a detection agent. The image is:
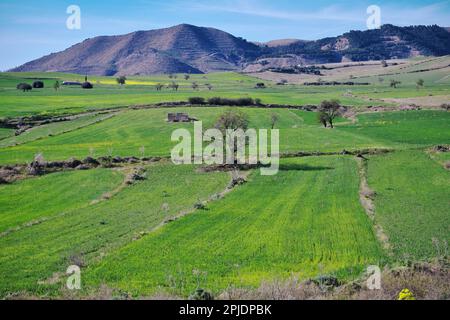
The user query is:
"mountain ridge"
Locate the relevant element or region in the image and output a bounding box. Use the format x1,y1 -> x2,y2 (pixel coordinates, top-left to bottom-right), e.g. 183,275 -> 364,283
11,23 -> 450,75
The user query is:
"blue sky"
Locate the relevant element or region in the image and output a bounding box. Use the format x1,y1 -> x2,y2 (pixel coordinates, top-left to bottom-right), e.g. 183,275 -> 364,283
0,0 -> 449,70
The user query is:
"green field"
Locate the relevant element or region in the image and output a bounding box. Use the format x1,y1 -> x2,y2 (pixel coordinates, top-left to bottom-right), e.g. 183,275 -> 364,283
1,108 -> 448,165
0,163 -> 229,296
367,151 -> 450,260
4,67 -> 448,119
0,168 -> 123,233
0,66 -> 449,299
85,157 -> 383,296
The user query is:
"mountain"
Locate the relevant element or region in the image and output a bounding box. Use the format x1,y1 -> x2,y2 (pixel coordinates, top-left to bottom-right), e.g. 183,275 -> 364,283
262,25 -> 450,63
11,24 -> 450,75
12,24 -> 260,75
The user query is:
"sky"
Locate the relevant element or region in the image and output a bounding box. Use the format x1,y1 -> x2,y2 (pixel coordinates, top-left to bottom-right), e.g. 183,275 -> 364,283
0,0 -> 449,70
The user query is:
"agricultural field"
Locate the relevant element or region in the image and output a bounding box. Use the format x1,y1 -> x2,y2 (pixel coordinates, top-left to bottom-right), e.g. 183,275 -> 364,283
0,61 -> 449,299
84,156 -> 384,297
367,151 -> 450,261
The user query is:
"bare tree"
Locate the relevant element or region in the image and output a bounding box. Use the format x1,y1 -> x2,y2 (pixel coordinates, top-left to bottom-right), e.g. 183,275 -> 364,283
155,83 -> 164,91
270,113 -> 279,129
184,74 -> 190,80
169,81 -> 179,91
416,79 -> 424,90
390,80 -> 401,88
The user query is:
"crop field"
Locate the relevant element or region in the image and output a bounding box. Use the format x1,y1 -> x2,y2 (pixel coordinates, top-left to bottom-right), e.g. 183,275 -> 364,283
0,163 -> 229,296
85,157 -> 383,297
367,151 -> 450,260
0,59 -> 448,120
1,107 -> 449,165
0,62 -> 449,299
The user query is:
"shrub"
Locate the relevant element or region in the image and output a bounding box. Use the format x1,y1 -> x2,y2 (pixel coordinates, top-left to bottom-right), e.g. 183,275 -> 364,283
32,81 -> 44,89
206,97 -> 255,106
441,104 -> 450,111
188,97 -> 206,105
116,76 -> 126,85
17,83 -> 32,92
81,82 -> 94,89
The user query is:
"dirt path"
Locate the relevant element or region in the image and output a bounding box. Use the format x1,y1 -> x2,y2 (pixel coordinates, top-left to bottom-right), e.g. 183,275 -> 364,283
356,157 -> 393,255
132,169 -> 251,242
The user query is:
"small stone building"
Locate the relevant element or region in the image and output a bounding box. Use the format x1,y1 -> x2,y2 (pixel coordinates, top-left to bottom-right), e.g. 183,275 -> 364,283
167,113 -> 196,123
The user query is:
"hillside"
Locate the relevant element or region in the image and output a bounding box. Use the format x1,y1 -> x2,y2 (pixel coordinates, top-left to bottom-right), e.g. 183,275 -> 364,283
11,24 -> 260,75
11,24 -> 450,75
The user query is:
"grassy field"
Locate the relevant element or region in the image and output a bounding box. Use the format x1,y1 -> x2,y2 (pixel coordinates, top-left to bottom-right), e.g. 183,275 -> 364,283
0,128 -> 14,140
0,112 -> 116,147
367,151 -> 450,260
0,71 -> 406,118
84,157 -> 384,297
0,169 -> 123,233
1,108 -> 448,165
0,65 -> 449,299
0,163 -> 229,297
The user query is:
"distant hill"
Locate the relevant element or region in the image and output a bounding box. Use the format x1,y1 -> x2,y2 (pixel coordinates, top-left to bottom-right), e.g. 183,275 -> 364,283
11,24 -> 260,75
263,25 -> 450,63
254,39 -> 307,48
11,24 -> 450,75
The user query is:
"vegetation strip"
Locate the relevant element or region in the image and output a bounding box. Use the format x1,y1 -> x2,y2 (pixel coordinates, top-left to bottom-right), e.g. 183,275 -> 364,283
357,157 -> 393,254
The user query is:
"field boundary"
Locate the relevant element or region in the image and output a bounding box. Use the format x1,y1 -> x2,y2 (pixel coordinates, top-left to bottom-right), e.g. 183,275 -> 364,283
356,157 -> 393,255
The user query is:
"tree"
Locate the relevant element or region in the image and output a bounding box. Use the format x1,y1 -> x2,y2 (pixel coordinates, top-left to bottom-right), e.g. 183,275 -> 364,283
116,76 -> 127,86
215,110 -> 249,133
270,113 -> 279,129
381,60 -> 388,68
317,112 -> 328,128
17,83 -> 32,92
155,83 -> 164,91
390,79 -> 401,88
53,81 -> 60,91
32,81 -> 44,88
205,84 -> 213,91
318,99 -> 342,129
416,79 -> 424,90
169,81 -> 179,91
215,110 -> 250,161
192,82 -> 199,91
81,82 -> 93,89
184,74 -> 190,80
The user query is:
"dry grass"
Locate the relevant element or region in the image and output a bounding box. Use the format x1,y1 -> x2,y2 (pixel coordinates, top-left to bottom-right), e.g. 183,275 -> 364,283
217,260 -> 450,300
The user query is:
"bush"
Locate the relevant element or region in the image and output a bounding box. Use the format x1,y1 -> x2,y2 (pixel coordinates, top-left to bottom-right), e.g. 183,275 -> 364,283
441,104 -> 450,111
16,83 -> 32,92
81,82 -> 94,89
32,81 -> 44,89
206,97 -> 255,106
188,97 -> 206,105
